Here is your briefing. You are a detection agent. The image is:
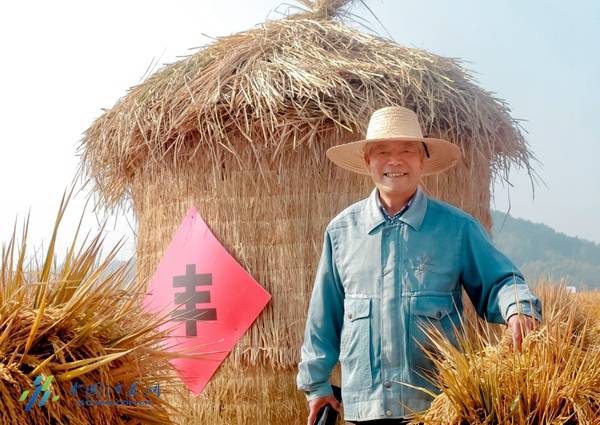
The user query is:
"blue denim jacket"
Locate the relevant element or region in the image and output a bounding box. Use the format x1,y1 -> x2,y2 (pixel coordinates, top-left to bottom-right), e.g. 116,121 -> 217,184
297,187 -> 541,421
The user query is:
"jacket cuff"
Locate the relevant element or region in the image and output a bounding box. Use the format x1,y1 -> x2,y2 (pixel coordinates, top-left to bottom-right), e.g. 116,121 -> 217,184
302,383 -> 333,401
504,300 -> 542,323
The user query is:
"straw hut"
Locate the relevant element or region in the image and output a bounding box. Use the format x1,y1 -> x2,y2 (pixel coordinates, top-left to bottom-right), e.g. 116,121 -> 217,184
79,0 -> 535,423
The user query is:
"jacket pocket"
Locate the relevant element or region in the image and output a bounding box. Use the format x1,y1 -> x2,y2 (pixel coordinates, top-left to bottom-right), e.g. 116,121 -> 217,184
408,294 -> 460,381
339,297 -> 373,391
411,263 -> 457,292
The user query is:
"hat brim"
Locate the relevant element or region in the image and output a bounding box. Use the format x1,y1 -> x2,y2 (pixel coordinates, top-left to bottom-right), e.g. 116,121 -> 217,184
326,136 -> 462,176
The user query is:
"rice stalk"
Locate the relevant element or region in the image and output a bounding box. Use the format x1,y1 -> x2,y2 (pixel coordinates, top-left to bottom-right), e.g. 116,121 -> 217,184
411,282 -> 600,425
0,190 -> 184,424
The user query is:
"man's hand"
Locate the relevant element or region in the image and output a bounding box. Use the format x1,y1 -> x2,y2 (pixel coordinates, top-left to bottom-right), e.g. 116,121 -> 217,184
307,394 -> 341,425
507,313 -> 539,351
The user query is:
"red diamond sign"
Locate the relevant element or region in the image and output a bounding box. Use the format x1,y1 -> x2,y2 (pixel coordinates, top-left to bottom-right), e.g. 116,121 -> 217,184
143,207 -> 271,395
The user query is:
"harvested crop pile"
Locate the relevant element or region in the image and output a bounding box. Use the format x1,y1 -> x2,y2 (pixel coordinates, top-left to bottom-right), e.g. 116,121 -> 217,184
412,283 -> 600,425
0,193 -> 179,424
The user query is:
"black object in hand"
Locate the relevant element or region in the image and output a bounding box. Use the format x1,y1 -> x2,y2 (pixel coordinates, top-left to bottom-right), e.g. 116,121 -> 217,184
315,385 -> 342,425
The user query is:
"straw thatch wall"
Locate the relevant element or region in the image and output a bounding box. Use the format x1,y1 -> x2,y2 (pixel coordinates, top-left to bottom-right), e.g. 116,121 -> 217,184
79,1 -> 535,423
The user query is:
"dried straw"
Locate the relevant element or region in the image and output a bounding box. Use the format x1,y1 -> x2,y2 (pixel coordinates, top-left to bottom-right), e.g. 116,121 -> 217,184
0,191 -> 182,424
412,282 -> 600,425
79,0 -> 535,217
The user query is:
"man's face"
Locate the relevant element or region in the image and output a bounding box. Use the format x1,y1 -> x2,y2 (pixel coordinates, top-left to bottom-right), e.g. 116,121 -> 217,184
364,140 -> 425,197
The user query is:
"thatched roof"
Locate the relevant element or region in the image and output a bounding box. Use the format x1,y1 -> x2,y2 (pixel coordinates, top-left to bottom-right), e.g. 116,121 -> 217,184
79,0 -> 535,208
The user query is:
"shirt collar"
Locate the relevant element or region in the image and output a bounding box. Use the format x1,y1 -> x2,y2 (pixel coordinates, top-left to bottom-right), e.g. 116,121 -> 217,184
365,186 -> 428,234
376,191 -> 414,223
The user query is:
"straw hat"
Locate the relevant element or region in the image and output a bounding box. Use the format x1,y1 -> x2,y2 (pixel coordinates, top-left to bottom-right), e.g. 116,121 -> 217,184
326,106 -> 462,176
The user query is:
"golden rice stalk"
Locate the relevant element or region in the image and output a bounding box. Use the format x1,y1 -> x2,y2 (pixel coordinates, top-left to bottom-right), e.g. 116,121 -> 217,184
410,282 -> 600,425
0,190 -> 184,424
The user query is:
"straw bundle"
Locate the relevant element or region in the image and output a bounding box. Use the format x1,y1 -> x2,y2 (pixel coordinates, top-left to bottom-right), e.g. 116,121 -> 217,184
78,0 -> 536,423
412,283 -> 600,425
0,193 -> 180,424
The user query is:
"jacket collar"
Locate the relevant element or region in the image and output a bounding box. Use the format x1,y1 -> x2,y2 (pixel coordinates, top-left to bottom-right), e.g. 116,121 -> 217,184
365,186 -> 427,234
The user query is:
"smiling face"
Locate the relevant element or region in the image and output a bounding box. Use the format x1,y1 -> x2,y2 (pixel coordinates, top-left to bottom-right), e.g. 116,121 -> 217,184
363,140 -> 425,204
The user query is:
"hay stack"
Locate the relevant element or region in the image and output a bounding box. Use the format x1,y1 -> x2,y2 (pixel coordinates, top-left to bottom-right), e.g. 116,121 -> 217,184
0,194 -> 178,424
78,1 -> 535,423
412,283 -> 600,424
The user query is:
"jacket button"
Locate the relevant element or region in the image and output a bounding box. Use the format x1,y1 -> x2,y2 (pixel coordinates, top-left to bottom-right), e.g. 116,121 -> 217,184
348,313 -> 353,319
436,311 -> 442,319
384,380 -> 392,388
385,410 -> 393,417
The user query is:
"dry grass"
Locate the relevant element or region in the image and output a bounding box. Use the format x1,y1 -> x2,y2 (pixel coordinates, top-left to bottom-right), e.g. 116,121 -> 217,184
411,282 -> 600,425
79,0 -> 535,213
0,191 -> 183,424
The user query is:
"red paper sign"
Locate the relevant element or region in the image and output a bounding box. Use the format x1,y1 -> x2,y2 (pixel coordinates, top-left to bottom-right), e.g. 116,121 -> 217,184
143,208 -> 271,395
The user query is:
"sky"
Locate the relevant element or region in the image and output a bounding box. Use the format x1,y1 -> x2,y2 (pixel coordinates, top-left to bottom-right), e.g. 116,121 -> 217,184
0,0 -> 598,262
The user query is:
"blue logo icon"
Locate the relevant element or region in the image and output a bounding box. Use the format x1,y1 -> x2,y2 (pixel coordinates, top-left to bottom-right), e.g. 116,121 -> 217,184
19,375 -> 60,412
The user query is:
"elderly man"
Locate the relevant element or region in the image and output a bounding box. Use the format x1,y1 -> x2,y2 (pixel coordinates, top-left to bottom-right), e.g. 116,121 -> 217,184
296,106 -> 541,425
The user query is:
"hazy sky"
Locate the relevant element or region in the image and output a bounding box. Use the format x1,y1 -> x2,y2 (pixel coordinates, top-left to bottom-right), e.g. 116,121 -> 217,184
1,0 -> 598,261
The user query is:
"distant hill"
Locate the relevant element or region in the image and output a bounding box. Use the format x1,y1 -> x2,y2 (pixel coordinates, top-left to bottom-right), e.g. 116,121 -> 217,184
491,211 -> 600,290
